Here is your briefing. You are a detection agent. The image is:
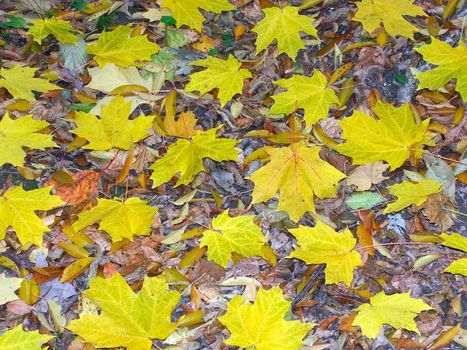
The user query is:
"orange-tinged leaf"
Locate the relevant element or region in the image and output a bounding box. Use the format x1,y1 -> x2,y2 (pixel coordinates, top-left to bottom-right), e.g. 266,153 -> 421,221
61,257 -> 94,283
329,63 -> 353,85
163,111 -> 197,139
116,142 -> 134,184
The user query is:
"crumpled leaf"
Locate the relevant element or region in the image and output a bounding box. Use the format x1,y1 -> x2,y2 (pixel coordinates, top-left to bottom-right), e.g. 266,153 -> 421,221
27,18 -> 78,44
250,141 -> 345,222
0,112 -> 57,167
252,6 -> 318,60
346,161 -> 389,191
67,273 -> 180,350
185,55 -> 252,107
384,178 -> 442,213
0,324 -> 52,349
0,273 -> 22,305
219,287 -> 314,350
352,291 -> 433,339
72,197 -> 158,242
199,210 -> 267,268
288,221 -> 362,286
269,70 -> 338,126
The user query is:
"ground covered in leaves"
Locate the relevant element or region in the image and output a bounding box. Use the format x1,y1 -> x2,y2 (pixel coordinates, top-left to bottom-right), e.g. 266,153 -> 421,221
0,0 -> 466,349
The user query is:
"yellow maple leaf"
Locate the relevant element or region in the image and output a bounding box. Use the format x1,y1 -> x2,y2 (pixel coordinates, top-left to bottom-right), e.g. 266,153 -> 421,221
415,38 -> 467,101
72,197 -> 158,242
444,258 -> 467,277
288,221 -> 362,286
199,210 -> 267,268
0,324 -> 52,349
219,287 -> 314,350
252,6 -> 318,60
67,272 -> 180,350
185,55 -> 252,107
0,186 -> 64,247
269,70 -> 338,126
440,233 -> 467,277
163,110 -> 197,139
0,65 -> 61,101
27,18 -> 78,44
250,141 -> 346,222
71,96 -> 154,151
352,291 -> 433,339
86,25 -> 159,68
335,100 -> 430,171
0,112 -> 57,167
384,178 -> 442,213
161,0 -> 234,31
149,126 -> 239,187
353,0 -> 426,39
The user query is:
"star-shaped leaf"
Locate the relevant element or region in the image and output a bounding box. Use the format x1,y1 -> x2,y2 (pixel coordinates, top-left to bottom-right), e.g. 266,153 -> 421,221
352,291 -> 433,339
252,6 -> 318,60
0,113 -> 57,167
67,273 -> 180,350
250,141 -> 346,222
149,126 -> 239,187
185,55 -> 252,107
72,197 -> 158,242
415,38 -> 467,101
335,100 -> 430,171
353,0 -> 426,39
199,210 -> 267,268
0,65 -> 61,101
86,25 -> 159,68
288,221 -> 362,286
0,324 -> 52,350
219,287 -> 314,350
269,70 -> 339,126
0,186 -> 64,247
161,0 -> 234,31
71,96 -> 155,151
27,18 -> 78,44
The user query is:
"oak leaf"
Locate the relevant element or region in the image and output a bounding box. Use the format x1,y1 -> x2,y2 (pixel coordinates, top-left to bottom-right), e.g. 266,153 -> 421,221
86,25 -> 159,68
384,178 -> 442,213
185,55 -> 252,107
0,273 -> 22,305
149,126 -> 239,187
352,291 -> 433,339
250,141 -> 345,222
27,18 -> 78,44
353,0 -> 426,39
0,112 -> 57,167
0,186 -> 64,247
0,324 -> 52,349
161,0 -> 234,31
335,100 -> 430,171
67,273 -> 180,350
72,197 -> 157,242
252,6 -> 318,60
219,287 -> 314,350
415,38 -> 467,101
0,65 -> 61,101
269,70 -> 339,126
440,233 -> 467,276
199,210 -> 267,268
288,221 -> 362,286
71,96 -> 154,151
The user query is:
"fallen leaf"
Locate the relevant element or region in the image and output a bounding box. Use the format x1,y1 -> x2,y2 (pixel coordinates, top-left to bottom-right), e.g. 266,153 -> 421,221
346,161 -> 389,191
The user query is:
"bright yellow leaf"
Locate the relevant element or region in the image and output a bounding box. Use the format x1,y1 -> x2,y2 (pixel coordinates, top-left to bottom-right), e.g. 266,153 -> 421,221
27,18 -> 78,44
219,287 -> 314,350
149,126 -> 239,187
67,272 -> 180,350
444,258 -> 467,277
250,141 -> 346,222
0,112 -> 57,167
353,0 -> 426,39
0,65 -> 61,101
0,273 -> 22,305
86,25 -> 159,68
0,186 -> 64,247
335,100 -> 430,171
199,210 -> 267,268
352,291 -> 433,339
161,0 -> 234,31
288,221 -> 362,286
71,96 -> 154,150
440,232 -> 467,277
384,178 -> 442,213
185,55 -> 252,107
252,6 -> 318,60
72,197 -> 158,242
415,38 -> 467,101
269,70 -> 338,126
0,324 -> 52,350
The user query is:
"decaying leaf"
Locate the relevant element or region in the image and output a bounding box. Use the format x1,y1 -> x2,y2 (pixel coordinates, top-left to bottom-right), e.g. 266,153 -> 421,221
0,273 -> 22,305
346,161 -> 389,191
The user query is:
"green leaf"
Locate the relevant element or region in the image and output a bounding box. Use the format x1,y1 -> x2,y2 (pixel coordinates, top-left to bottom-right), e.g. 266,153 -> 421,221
345,191 -> 385,210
